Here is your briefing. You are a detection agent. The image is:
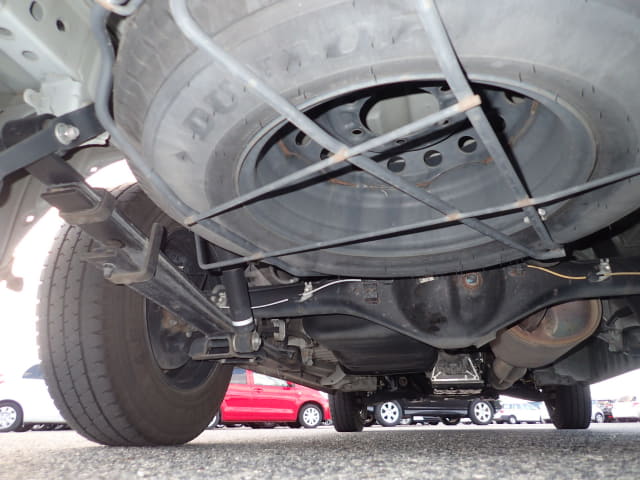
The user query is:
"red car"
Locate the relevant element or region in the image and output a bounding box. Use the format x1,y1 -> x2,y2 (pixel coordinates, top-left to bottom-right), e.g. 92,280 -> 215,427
211,369 -> 331,429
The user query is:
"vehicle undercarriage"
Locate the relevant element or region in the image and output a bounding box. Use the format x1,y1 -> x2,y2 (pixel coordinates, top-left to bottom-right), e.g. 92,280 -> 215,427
1,0 -> 640,444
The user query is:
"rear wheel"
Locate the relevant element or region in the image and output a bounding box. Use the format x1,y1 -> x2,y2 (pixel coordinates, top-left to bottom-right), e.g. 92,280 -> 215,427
544,384 -> 591,430
298,403 -> 323,428
374,401 -> 403,427
207,413 -> 221,429
0,401 -> 22,432
37,185 -> 232,446
468,399 -> 494,425
329,392 -> 364,432
362,413 -> 376,428
14,423 -> 33,433
594,412 -> 605,423
441,417 -> 461,426
115,0 -> 640,278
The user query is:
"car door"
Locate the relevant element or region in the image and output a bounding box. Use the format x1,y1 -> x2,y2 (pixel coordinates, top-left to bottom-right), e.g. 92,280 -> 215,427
219,368 -> 254,422
250,372 -> 298,422
19,364 -> 63,423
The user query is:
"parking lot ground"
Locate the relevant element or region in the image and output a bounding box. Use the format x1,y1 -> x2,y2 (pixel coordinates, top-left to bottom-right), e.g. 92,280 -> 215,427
1,423 -> 639,480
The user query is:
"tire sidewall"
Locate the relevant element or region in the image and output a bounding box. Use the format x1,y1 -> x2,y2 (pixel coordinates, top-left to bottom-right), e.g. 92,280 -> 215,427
98,188 -> 233,444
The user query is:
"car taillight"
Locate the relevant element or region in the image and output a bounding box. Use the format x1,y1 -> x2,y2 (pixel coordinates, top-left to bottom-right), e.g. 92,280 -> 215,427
633,402 -> 639,407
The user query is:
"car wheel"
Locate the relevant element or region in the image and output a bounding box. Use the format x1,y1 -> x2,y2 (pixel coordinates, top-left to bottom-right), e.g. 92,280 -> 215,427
441,417 -> 461,426
14,423 -> 33,433
594,413 -> 605,424
37,184 -> 233,446
329,392 -> 364,432
468,399 -> 494,425
362,413 -> 376,428
298,404 -> 323,429
544,384 -> 591,430
374,401 -> 403,427
114,0 -> 640,278
0,401 -> 23,432
428,421 -> 439,426
250,423 -> 277,429
207,413 -> 221,429
507,416 -> 518,425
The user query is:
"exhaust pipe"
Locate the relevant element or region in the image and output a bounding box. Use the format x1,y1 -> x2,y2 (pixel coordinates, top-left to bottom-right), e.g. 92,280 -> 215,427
489,300 -> 601,390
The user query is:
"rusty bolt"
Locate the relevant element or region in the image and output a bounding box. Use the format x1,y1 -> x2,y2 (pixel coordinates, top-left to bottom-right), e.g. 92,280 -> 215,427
464,273 -> 479,286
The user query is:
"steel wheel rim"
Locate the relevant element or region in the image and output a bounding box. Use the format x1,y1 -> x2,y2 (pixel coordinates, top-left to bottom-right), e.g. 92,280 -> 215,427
303,407 -> 321,426
238,79 -> 595,260
144,229 -> 218,390
380,402 -> 400,423
0,406 -> 17,429
474,402 -> 492,423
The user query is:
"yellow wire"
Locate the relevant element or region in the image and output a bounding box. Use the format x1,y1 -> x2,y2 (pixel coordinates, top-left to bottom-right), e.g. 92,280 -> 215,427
525,264 -> 587,280
526,264 -> 640,280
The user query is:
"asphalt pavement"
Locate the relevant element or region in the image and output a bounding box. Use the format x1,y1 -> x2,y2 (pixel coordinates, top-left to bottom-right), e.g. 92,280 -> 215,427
1,423 -> 638,480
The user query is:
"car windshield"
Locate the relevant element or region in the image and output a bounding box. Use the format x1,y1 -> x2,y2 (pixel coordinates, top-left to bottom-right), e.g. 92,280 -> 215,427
230,368 -> 247,384
22,364 -> 43,379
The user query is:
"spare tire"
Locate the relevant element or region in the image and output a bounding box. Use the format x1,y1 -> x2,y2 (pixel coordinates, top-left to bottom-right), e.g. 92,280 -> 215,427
114,0 -> 640,277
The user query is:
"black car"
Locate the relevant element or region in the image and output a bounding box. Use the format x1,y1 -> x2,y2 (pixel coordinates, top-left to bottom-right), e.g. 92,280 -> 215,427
371,397 -> 499,427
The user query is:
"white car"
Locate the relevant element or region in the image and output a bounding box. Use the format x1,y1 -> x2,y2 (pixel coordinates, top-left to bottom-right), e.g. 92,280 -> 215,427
495,402 -> 543,424
611,395 -> 640,421
0,364 -> 65,432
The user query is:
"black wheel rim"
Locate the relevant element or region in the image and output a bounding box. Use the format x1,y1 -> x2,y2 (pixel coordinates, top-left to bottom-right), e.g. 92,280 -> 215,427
238,80 -> 594,259
145,229 -> 218,390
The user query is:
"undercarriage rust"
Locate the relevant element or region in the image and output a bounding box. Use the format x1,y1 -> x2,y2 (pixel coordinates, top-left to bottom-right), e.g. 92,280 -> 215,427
489,300 -> 601,390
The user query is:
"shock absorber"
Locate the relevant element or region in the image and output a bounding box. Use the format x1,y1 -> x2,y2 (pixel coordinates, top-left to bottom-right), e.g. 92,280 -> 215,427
213,246 -> 261,353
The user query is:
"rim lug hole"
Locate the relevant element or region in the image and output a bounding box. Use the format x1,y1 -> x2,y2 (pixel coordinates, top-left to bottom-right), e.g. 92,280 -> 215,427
458,136 -> 477,153
424,150 -> 443,167
387,157 -> 406,172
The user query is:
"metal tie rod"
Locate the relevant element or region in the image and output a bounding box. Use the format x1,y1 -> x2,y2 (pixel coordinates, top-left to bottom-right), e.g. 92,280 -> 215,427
196,164 -> 640,271
170,0 -> 553,259
185,97 -> 478,225
416,0 -> 559,251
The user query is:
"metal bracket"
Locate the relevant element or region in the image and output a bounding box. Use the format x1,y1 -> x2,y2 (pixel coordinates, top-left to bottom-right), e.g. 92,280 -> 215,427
107,222 -> 164,285
41,181 -> 233,337
0,104 -> 104,191
49,186 -> 116,225
590,258 -> 613,283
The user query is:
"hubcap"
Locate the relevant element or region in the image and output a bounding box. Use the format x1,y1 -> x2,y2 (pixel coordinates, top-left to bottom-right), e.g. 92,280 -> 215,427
0,406 -> 17,429
473,402 -> 492,423
379,402 -> 401,423
303,407 -> 321,426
